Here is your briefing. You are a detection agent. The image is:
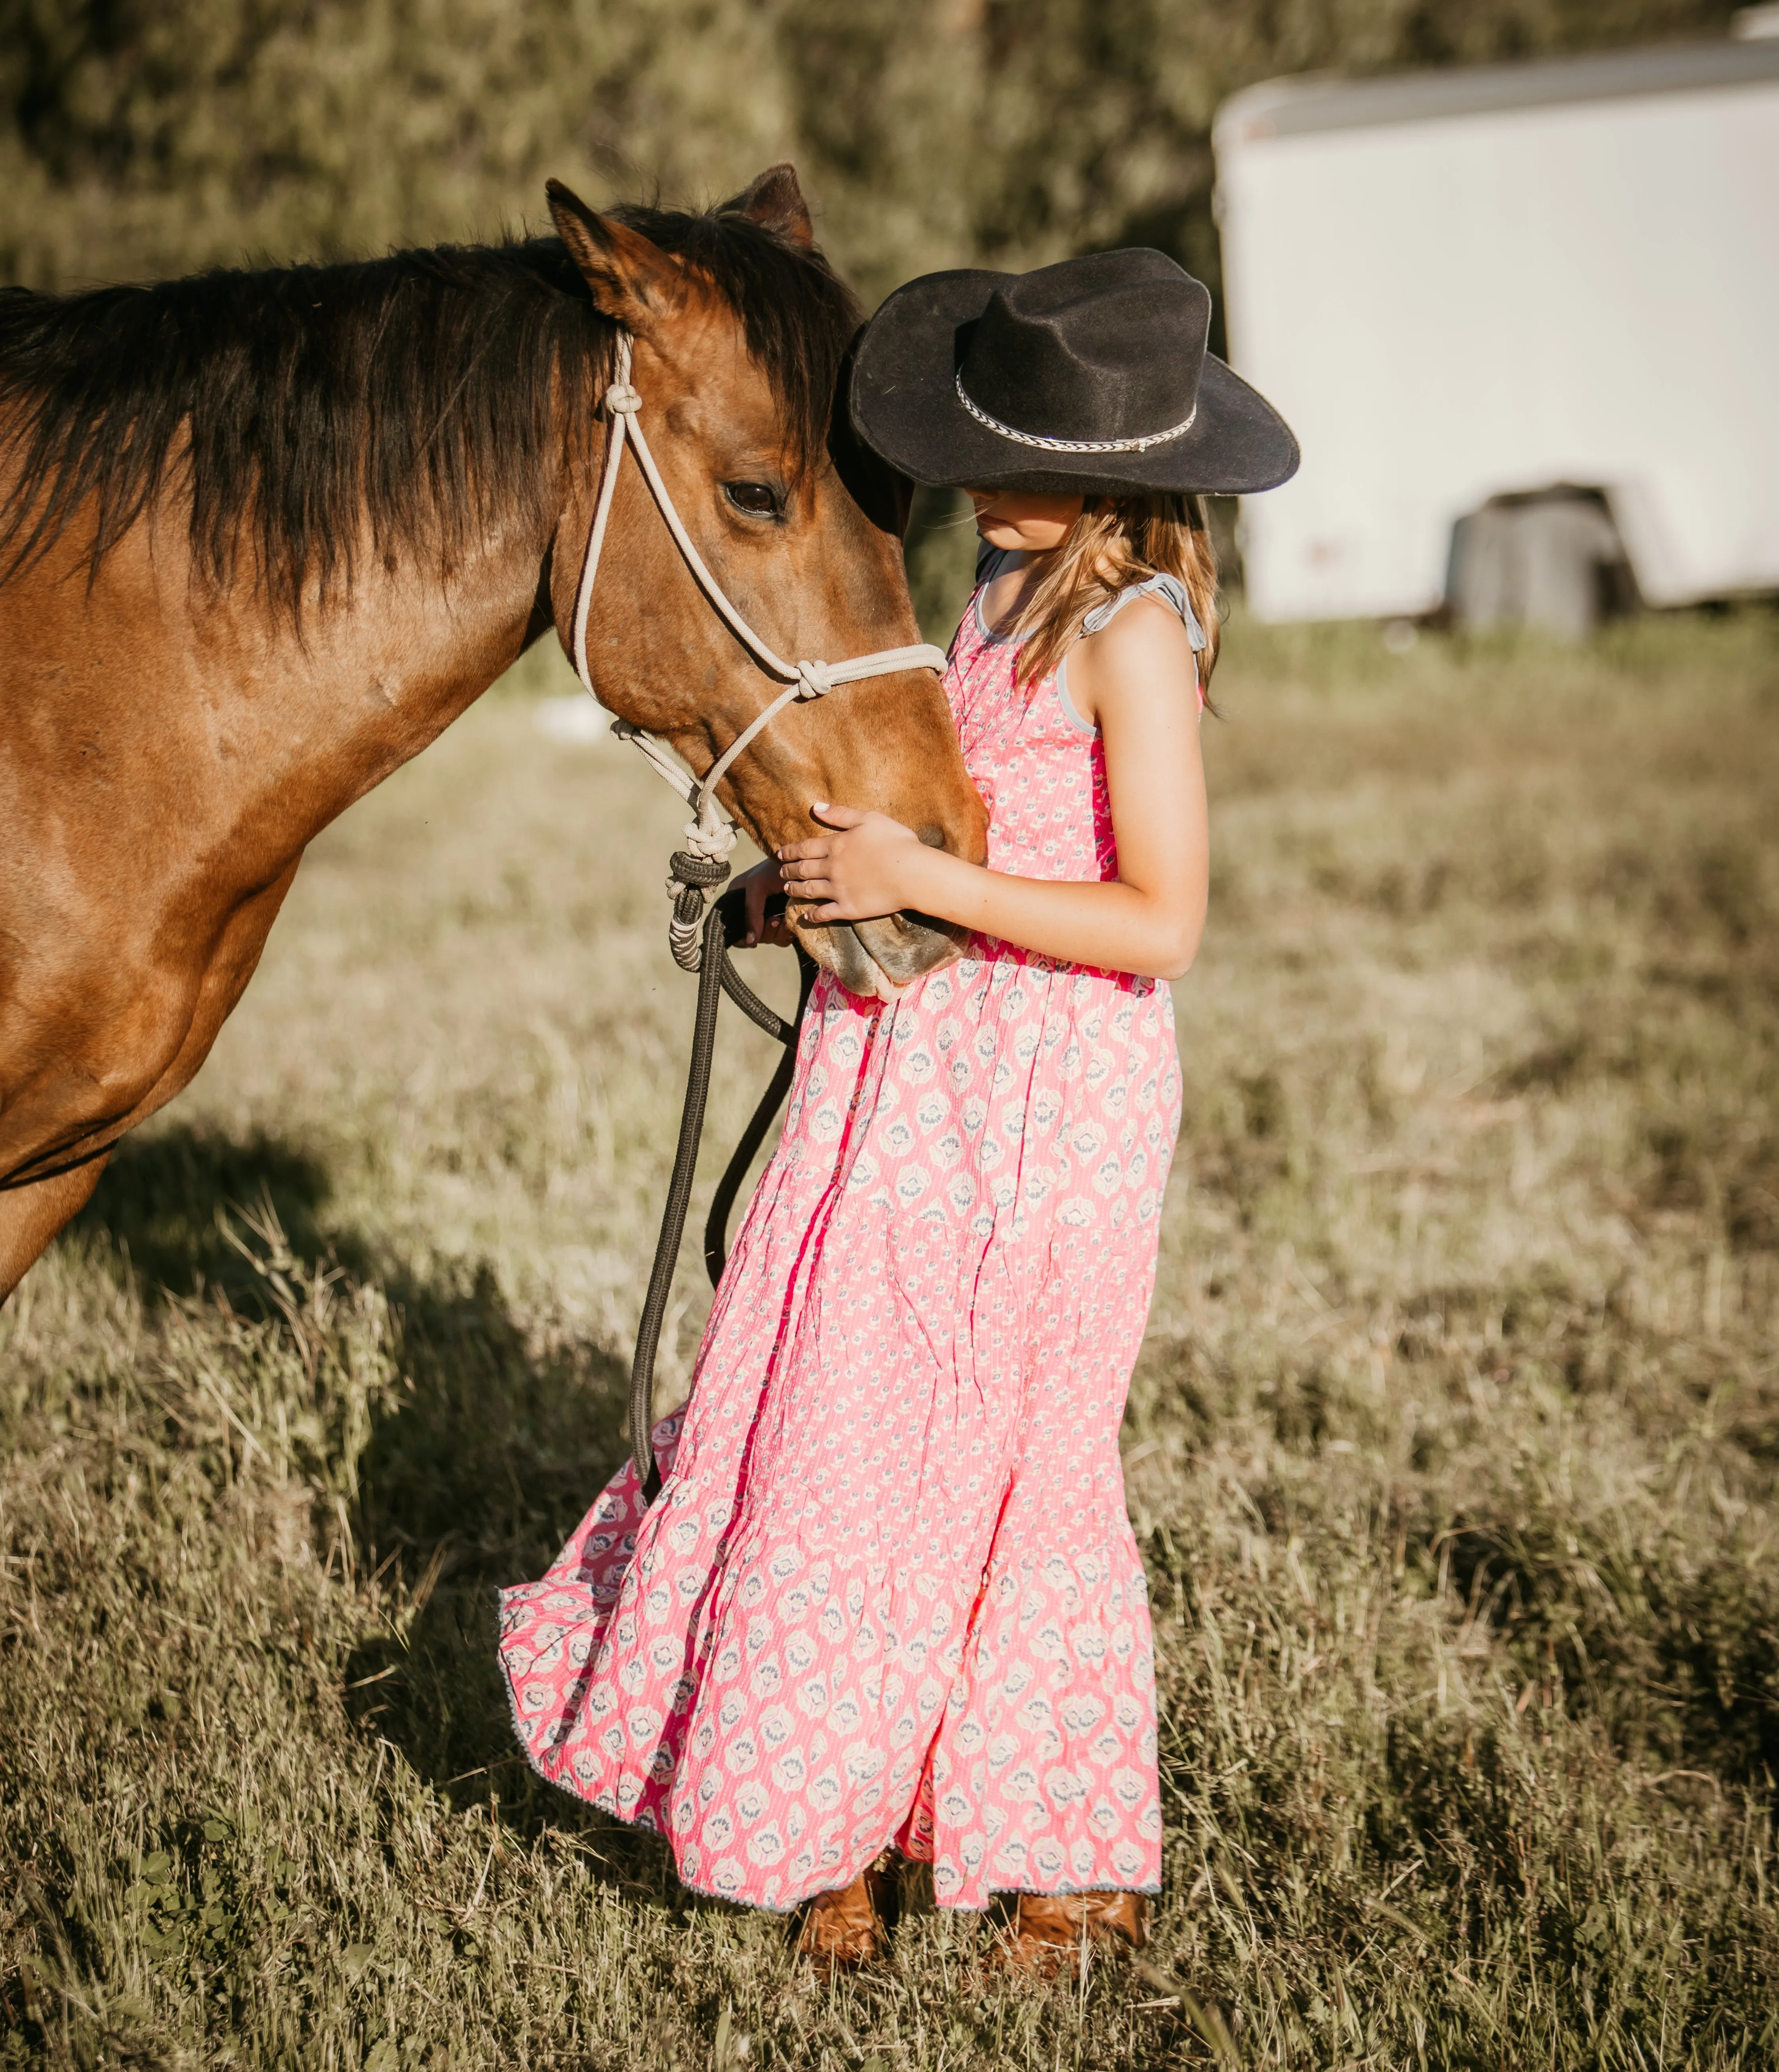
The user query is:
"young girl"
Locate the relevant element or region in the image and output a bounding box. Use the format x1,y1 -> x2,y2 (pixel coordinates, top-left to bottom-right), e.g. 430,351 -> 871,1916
498,248 -> 1297,1970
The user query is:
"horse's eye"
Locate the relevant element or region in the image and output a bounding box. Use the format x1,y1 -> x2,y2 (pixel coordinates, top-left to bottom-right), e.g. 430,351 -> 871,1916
724,481 -> 780,518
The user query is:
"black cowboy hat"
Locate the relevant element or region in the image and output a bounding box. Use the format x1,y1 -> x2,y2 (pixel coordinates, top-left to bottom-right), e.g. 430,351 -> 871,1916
850,248 -> 1299,499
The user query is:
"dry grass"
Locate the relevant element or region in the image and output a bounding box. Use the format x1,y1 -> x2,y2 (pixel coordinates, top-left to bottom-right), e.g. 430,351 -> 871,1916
3,608 -> 1777,2069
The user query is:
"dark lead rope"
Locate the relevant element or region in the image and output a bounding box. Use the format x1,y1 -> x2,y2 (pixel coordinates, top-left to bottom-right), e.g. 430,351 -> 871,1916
703,945 -> 819,1288
629,871 -> 814,1502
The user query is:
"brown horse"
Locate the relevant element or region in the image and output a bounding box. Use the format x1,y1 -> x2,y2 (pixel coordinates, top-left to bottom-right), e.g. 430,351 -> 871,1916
0,166 -> 986,1301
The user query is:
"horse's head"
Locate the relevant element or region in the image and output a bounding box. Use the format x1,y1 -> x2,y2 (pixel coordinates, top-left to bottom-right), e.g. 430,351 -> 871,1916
546,169 -> 987,996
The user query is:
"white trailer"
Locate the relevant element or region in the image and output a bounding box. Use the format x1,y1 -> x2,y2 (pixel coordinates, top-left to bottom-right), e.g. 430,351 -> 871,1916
1212,36 -> 1779,628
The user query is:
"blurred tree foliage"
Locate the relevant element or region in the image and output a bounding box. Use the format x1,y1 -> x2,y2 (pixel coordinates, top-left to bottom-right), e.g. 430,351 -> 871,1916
0,0 -> 1743,299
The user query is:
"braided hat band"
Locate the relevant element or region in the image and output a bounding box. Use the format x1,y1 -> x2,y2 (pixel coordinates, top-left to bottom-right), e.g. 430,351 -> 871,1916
955,370 -> 1198,456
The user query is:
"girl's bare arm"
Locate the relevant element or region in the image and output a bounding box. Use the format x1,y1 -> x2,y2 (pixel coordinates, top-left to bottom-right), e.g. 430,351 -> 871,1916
777,599 -> 1208,983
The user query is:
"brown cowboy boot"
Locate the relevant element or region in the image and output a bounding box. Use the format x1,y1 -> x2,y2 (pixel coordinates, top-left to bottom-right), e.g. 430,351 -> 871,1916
1001,1890 -> 1149,1975
795,1853 -> 898,1976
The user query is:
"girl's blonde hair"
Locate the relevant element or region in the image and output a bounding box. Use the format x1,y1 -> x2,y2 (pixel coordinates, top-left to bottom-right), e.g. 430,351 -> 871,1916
1006,492 -> 1221,698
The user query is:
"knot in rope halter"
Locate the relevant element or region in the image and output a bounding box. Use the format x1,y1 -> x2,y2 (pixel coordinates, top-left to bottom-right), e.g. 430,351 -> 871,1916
564,328 -> 949,1503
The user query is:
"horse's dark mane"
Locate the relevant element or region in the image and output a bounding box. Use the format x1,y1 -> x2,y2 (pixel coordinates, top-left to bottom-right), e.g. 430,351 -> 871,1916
0,203 -> 862,620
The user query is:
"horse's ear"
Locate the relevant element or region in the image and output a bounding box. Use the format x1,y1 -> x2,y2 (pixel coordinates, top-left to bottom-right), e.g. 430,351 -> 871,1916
723,163 -> 815,250
546,179 -> 682,334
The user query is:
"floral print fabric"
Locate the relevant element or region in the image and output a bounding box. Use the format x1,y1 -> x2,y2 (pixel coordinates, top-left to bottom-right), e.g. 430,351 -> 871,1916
497,579 -> 1183,1909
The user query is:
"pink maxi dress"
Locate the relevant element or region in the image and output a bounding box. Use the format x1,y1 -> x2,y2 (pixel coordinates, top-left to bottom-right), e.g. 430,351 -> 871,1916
498,558 -> 1200,1910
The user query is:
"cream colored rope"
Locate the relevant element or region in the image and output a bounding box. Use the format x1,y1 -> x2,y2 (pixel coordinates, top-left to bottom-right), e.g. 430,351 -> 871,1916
568,330 -> 947,894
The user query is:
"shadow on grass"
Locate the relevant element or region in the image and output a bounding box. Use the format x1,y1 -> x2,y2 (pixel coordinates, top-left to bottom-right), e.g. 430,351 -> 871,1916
346,1260 -> 629,1807
73,1120 -> 365,1303
76,1122 -> 678,1873
345,1270 -> 722,1902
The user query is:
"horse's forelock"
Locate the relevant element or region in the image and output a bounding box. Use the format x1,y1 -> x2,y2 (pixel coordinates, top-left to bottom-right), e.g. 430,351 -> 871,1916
613,203 -> 863,476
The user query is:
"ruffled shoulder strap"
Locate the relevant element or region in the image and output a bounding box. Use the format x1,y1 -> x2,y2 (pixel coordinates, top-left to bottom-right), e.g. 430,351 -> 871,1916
1081,571 -> 1208,653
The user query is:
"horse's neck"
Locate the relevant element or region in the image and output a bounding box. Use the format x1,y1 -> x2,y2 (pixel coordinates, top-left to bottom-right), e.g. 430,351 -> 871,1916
198,528 -> 552,862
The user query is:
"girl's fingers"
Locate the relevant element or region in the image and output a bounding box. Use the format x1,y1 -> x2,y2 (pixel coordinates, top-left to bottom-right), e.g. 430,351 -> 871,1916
810,801 -> 867,829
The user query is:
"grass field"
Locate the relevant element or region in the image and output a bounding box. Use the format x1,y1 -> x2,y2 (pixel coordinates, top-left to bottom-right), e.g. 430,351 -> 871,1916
4,605 -> 1777,2069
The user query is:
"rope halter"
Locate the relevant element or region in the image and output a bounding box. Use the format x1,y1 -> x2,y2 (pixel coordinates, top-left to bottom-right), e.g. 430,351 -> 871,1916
567,329 -> 949,971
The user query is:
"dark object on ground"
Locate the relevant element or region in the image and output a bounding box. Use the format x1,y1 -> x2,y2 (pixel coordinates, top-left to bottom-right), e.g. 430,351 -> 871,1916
1449,487 -> 1637,640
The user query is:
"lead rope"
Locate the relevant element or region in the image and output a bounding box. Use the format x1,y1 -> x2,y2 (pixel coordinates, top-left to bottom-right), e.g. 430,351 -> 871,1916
564,330 -> 946,1498
626,893 -> 816,1503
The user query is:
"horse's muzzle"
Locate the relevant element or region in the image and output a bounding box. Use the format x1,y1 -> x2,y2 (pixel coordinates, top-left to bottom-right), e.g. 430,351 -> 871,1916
800,910 -> 963,1000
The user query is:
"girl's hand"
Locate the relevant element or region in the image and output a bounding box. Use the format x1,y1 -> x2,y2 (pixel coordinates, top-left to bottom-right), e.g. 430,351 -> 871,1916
735,856 -> 794,948
777,804 -> 931,923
